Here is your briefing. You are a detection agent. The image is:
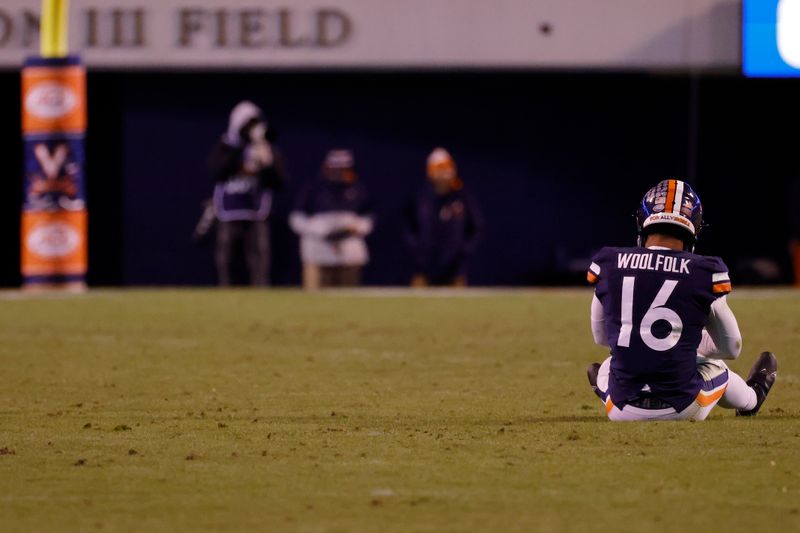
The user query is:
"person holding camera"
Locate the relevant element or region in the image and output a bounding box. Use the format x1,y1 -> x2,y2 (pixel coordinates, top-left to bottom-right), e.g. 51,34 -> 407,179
208,101 -> 287,286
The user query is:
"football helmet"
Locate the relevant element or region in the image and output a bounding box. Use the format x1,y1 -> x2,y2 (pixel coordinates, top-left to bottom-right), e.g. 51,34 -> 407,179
635,179 -> 703,251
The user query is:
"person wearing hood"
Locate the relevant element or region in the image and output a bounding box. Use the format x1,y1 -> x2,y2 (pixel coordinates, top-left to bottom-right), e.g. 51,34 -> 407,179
289,150 -> 373,289
208,101 -> 288,286
405,148 -> 484,287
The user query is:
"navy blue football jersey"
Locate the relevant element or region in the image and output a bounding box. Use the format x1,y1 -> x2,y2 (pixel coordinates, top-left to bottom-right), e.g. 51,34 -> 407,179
588,246 -> 732,412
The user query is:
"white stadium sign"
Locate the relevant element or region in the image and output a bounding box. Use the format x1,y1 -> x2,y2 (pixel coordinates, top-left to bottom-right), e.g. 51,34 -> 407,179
0,0 -> 739,69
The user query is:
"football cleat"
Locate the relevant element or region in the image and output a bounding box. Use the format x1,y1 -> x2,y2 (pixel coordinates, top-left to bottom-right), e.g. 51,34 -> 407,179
587,362 -> 603,400
736,352 -> 778,417
635,179 -> 704,251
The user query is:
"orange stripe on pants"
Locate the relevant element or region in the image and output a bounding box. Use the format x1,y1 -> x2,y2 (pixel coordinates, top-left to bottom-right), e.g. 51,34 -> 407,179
605,398 -> 615,414
695,385 -> 727,407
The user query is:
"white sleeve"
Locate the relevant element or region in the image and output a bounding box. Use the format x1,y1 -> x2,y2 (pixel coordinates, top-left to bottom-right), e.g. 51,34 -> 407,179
349,214 -> 374,237
289,212 -> 330,238
591,294 -> 609,347
698,296 -> 742,360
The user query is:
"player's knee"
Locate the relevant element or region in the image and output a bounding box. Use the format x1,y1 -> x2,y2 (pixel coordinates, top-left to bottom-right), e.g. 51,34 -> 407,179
696,357 -> 729,382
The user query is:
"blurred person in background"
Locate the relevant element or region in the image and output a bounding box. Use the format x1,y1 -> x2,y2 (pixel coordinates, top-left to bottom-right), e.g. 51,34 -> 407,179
289,150 -> 373,289
405,148 -> 484,287
207,101 -> 287,286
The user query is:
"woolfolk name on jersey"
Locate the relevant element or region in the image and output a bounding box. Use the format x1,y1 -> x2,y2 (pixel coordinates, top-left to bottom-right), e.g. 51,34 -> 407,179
615,252 -> 691,275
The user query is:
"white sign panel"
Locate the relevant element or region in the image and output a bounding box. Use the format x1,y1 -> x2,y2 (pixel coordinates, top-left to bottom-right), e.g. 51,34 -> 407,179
0,0 -> 740,69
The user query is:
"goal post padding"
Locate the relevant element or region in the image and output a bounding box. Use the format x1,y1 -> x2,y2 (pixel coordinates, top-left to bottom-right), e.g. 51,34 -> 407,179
20,0 -> 88,290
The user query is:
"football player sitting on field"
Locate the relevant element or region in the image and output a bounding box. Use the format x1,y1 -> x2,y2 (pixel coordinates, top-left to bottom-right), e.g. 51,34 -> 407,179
586,179 -> 777,421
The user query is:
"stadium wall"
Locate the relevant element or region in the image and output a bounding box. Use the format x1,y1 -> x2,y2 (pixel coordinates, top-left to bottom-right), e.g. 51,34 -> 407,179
0,70 -> 797,287
0,0 -> 740,69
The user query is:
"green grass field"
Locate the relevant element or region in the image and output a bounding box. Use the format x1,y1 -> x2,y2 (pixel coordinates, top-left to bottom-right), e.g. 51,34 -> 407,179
0,288 -> 798,532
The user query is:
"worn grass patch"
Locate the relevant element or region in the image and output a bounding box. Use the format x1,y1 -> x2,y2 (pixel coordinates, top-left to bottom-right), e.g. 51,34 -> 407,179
0,289 -> 798,532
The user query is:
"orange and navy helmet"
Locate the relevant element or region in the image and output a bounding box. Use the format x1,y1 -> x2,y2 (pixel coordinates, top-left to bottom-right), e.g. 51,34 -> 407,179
635,179 -> 704,251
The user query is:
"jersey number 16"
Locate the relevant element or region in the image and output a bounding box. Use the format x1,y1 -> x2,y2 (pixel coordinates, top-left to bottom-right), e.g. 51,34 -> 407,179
618,277 -> 683,352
